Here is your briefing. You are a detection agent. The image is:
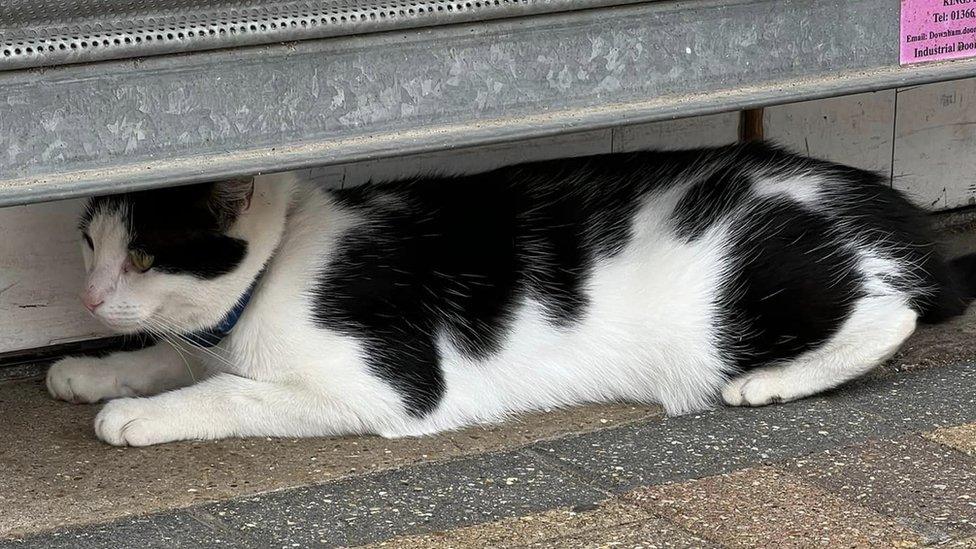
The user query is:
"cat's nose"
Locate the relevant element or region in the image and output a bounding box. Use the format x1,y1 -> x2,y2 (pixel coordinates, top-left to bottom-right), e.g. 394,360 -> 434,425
80,291 -> 104,313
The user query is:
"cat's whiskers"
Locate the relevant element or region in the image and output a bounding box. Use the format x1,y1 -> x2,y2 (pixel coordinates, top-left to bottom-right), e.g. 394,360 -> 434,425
142,316 -> 228,371
148,314 -> 238,371
141,321 -> 197,383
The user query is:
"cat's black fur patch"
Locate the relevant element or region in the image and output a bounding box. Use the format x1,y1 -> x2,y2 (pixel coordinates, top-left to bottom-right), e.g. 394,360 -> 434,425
671,165 -> 753,241
313,154 -> 674,415
80,183 -> 248,279
822,163 -> 972,323
718,199 -> 863,371
740,145 -> 973,325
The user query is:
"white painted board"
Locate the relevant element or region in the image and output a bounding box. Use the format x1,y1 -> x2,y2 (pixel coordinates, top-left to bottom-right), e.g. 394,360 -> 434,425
0,200 -> 110,353
612,112 -> 740,152
764,90 -> 896,176
893,79 -> 976,210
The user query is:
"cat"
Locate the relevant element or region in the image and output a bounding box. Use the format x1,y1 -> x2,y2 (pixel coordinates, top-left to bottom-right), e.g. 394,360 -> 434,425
46,142 -> 976,446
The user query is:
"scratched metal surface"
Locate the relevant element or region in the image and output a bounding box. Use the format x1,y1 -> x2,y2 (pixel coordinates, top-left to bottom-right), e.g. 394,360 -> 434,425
2,0 -> 976,206
0,0 -> 645,71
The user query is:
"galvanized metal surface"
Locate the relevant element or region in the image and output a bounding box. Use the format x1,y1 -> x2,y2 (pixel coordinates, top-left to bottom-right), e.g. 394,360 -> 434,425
3,0 -> 976,205
0,0 -> 647,72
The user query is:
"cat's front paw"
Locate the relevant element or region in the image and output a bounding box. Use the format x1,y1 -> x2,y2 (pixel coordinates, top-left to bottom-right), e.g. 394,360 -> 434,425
95,398 -> 174,446
47,357 -> 137,404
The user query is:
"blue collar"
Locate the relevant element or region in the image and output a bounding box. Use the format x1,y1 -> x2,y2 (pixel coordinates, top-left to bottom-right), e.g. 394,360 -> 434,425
182,270 -> 262,348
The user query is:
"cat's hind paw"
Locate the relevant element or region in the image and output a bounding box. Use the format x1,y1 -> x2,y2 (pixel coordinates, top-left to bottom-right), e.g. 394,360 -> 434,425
721,370 -> 792,407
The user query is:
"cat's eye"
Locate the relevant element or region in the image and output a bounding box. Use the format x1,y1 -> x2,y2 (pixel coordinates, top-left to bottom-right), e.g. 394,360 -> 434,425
128,249 -> 154,272
82,232 -> 93,250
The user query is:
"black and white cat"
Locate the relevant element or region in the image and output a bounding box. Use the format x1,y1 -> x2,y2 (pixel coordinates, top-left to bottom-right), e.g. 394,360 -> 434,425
46,143 -> 976,446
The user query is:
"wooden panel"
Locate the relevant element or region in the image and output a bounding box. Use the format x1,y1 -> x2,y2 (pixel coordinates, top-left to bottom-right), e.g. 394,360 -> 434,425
0,200 -> 109,352
612,112 -> 740,152
764,90 -> 896,175
293,166 -> 345,190
893,79 -> 976,210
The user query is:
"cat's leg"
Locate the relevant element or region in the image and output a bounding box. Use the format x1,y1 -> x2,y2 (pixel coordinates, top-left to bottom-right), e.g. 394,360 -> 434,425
93,373 -> 375,446
47,343 -> 202,404
722,296 -> 917,407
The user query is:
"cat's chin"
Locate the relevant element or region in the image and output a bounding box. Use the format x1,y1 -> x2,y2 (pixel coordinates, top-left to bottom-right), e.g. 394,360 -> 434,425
93,314 -> 153,335
100,321 -> 146,335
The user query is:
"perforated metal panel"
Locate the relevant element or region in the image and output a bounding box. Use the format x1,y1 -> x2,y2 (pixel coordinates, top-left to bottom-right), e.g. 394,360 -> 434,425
3,0 -> 976,206
0,0 -> 640,71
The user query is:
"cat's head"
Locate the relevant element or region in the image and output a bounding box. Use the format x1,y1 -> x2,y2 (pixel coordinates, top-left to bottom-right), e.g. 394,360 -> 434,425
78,178 -> 284,335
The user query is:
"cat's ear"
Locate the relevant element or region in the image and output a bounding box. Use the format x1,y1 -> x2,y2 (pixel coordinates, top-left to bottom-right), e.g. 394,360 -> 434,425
209,177 -> 255,230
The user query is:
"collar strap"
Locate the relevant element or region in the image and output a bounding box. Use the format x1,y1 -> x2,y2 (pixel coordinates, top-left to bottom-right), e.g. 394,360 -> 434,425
182,269 -> 264,348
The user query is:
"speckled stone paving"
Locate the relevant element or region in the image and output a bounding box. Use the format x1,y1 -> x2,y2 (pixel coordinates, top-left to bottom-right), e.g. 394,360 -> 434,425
784,436 -> 976,542
633,467 -> 924,548
367,499 -> 715,548
926,424 -> 976,456
2,358 -> 976,548
0,377 -> 656,538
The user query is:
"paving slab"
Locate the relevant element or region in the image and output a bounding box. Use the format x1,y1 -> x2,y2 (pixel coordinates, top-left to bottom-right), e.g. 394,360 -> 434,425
529,392 -> 895,492
783,436 -> 976,543
0,512 -> 236,549
2,449 -> 607,548
924,423 -> 976,457
836,363 -> 976,432
197,450 -> 606,548
520,518 -> 715,549
632,466 -> 925,548
3,362 -> 976,547
529,363 -> 976,496
0,377 -> 655,538
365,496 -> 711,549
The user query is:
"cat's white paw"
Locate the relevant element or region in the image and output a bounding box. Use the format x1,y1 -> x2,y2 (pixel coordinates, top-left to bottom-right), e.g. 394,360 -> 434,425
47,357 -> 137,404
721,370 -> 794,407
95,398 -> 172,446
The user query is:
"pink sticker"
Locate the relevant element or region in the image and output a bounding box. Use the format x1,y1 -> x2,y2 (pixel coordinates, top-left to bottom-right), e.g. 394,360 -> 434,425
901,0 -> 976,64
